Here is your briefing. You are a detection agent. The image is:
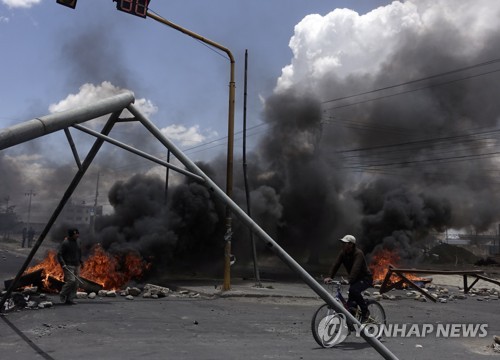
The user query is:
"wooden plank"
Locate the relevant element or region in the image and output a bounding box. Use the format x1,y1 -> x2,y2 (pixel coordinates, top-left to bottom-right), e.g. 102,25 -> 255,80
4,269 -> 43,290
387,267 -> 484,275
393,271 -> 437,302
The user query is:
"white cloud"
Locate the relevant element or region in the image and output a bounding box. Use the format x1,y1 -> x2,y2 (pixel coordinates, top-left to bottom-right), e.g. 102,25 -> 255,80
275,0 -> 500,95
0,16 -> 9,23
49,81 -> 158,118
2,0 -> 41,8
160,124 -> 217,147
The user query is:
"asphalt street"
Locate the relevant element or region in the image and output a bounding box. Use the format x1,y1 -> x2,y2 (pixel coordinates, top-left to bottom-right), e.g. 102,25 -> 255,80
1,243 -> 499,360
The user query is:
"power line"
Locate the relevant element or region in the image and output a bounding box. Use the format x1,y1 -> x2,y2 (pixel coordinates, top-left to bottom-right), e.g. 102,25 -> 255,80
321,57 -> 500,104
323,67 -> 500,112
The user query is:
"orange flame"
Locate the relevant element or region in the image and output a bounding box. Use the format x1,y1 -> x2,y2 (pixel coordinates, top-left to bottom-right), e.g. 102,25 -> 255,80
25,244 -> 151,291
369,248 -> 426,285
369,248 -> 400,282
24,250 -> 64,291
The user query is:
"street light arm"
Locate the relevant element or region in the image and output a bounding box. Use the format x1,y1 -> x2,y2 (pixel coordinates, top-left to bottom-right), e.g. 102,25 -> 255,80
146,11 -> 235,64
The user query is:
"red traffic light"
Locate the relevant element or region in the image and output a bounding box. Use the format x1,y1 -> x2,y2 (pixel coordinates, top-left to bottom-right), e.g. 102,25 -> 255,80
56,0 -> 77,9
115,0 -> 150,18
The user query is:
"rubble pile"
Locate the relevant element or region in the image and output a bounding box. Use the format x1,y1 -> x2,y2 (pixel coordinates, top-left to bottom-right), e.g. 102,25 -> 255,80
1,283 -> 201,312
1,286 -> 54,312
366,283 -> 499,303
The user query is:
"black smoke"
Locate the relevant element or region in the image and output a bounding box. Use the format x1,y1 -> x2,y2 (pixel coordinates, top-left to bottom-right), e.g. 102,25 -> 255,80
93,172 -> 225,275
84,3 -> 500,273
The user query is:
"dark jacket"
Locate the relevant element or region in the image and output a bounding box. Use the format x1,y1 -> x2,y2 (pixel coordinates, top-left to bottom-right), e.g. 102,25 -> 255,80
57,238 -> 82,267
329,247 -> 372,284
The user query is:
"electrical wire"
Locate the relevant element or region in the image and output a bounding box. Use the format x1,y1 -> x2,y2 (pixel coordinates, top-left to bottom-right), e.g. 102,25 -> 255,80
321,57 -> 500,104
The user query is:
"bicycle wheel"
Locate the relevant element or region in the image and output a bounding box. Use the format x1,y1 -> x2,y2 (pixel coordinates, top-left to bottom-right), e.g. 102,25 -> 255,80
365,300 -> 386,325
360,300 -> 386,339
311,304 -> 349,348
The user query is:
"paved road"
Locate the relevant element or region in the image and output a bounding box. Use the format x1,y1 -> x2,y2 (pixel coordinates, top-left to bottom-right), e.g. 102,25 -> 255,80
1,243 -> 499,360
1,293 -> 498,360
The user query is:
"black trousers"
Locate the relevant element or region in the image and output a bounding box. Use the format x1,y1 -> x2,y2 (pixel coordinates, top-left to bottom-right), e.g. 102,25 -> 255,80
347,277 -> 372,315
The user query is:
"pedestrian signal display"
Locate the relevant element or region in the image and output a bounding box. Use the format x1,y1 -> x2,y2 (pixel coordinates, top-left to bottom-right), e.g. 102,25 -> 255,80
114,0 -> 150,18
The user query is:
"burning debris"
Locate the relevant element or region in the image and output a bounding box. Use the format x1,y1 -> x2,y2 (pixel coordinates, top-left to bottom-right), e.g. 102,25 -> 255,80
369,248 -> 431,286
13,244 -> 152,293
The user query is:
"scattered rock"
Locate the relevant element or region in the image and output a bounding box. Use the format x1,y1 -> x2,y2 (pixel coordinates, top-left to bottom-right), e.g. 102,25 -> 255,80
143,284 -> 170,298
76,292 -> 88,299
38,301 -> 53,309
126,287 -> 142,297
494,335 -> 500,345
106,290 -> 117,297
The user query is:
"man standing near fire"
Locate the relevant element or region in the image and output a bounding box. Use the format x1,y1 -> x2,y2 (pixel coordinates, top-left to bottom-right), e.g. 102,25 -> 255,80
323,234 -> 373,322
57,228 -> 83,305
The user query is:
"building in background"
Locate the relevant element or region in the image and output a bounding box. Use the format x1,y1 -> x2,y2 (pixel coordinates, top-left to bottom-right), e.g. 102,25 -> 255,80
59,200 -> 103,232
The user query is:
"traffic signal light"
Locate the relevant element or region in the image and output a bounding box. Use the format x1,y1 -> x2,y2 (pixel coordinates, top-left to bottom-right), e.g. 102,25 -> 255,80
56,0 -> 77,9
115,0 -> 150,18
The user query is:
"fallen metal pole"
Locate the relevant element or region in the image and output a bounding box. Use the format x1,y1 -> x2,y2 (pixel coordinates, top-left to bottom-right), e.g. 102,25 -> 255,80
128,103 -> 400,360
72,123 -> 205,182
0,92 -> 134,150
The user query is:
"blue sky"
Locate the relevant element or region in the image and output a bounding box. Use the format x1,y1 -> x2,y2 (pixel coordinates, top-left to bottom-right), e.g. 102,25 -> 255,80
0,0 -> 390,151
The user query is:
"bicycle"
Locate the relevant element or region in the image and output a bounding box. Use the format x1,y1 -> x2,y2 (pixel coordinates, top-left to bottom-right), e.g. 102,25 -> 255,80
311,280 -> 386,348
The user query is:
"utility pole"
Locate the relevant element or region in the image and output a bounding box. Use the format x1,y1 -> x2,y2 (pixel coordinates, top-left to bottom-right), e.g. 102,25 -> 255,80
24,190 -> 36,229
164,150 -> 171,206
3,196 -> 9,213
146,10 -> 236,291
90,172 -> 100,236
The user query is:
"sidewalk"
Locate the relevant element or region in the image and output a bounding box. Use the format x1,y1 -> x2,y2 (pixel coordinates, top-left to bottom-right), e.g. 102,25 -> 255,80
164,278 -> 324,300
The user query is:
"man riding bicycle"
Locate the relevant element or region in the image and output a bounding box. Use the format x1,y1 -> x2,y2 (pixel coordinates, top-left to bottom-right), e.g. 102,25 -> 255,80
323,234 -> 373,323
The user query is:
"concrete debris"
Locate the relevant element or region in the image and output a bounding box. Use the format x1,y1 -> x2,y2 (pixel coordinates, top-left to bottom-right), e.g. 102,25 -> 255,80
38,301 -> 53,309
76,292 -> 88,299
125,287 -> 141,296
105,290 -> 117,297
143,284 -> 170,298
373,284 -> 500,304
88,292 -> 96,299
494,335 -> 500,345
22,286 -> 38,295
125,295 -> 134,300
